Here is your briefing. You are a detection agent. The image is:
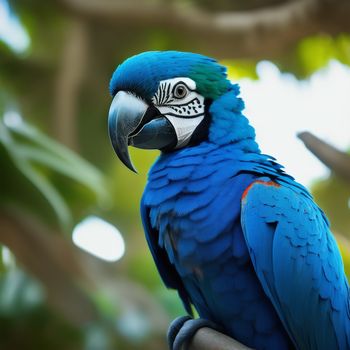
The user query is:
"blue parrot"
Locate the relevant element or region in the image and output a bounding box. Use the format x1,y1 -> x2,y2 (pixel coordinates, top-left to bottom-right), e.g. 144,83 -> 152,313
107,51 -> 350,350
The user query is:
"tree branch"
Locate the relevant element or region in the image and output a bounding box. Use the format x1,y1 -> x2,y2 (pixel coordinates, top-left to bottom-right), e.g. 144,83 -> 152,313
59,0 -> 350,58
60,0 -> 318,27
298,131 -> 350,183
189,327 -> 253,350
54,18 -> 88,149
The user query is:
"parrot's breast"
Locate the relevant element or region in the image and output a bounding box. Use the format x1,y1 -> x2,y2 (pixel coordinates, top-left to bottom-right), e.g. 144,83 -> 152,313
143,142 -> 294,349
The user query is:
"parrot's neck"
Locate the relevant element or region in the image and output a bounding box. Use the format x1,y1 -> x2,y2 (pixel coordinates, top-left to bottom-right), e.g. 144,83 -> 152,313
154,85 -> 306,187
208,86 -> 260,154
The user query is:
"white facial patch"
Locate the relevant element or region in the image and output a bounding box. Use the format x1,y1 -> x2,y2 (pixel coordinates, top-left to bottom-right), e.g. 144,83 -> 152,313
152,77 -> 205,148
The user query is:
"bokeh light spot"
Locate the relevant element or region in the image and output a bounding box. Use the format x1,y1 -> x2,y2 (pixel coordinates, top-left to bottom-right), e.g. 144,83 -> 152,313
72,216 -> 125,262
0,0 -> 30,52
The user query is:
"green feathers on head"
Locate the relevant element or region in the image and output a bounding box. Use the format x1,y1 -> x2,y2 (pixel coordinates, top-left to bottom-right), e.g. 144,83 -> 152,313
189,62 -> 231,100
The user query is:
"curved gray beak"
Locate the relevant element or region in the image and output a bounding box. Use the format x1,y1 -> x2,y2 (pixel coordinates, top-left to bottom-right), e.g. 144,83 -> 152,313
108,91 -> 177,172
108,91 -> 147,172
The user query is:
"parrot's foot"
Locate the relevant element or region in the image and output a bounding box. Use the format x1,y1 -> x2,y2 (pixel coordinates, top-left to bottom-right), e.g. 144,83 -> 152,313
167,316 -> 221,350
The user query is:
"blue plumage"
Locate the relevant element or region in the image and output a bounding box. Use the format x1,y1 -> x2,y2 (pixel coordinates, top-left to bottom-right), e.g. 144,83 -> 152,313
109,51 -> 350,349
242,181 -> 350,349
143,140 -> 296,349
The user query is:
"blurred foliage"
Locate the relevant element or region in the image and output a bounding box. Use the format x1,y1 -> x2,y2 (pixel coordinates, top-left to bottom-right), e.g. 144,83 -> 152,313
292,34 -> 350,78
0,1 -> 171,345
224,34 -> 350,80
0,268 -> 83,350
0,112 -> 107,230
312,175 -> 350,236
222,59 -> 258,80
107,148 -> 158,229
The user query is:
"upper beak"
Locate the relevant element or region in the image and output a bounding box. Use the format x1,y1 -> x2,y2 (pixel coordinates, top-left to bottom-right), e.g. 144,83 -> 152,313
108,91 -> 176,172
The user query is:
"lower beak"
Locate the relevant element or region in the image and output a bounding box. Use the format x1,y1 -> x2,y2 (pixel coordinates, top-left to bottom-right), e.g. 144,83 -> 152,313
108,91 -> 176,172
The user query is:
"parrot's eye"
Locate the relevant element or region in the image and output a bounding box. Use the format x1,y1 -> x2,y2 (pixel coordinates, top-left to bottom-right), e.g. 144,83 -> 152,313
173,83 -> 188,99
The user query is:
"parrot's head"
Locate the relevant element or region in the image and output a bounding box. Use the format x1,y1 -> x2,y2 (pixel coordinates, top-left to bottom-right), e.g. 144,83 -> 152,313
108,51 -> 232,172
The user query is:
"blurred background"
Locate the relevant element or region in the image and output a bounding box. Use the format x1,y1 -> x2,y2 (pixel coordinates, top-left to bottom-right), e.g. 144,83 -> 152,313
0,0 -> 350,349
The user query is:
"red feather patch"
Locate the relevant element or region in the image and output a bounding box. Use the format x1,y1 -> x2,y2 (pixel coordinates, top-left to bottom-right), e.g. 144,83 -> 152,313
242,180 -> 280,201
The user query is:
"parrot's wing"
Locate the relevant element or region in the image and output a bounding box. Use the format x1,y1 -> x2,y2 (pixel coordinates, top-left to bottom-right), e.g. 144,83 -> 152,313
241,180 -> 350,350
141,196 -> 193,315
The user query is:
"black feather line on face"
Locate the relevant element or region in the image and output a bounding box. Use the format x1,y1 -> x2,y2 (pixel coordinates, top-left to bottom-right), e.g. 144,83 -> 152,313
166,82 -> 171,103
159,83 -> 165,105
186,98 -> 212,147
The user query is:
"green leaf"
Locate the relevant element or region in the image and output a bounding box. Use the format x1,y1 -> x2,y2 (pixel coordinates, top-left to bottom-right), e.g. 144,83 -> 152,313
295,34 -> 350,77
222,59 -> 258,80
8,121 -> 107,201
0,114 -> 109,229
14,158 -> 72,228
